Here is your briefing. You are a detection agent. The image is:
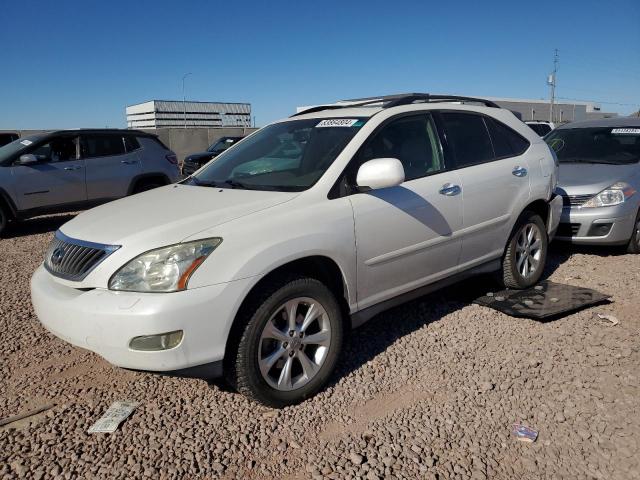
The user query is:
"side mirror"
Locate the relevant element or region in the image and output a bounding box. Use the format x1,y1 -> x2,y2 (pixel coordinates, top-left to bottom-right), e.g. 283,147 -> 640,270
356,158 -> 405,191
18,154 -> 38,165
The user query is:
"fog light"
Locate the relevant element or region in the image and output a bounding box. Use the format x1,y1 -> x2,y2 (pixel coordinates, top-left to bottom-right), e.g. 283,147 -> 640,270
129,330 -> 183,351
587,223 -> 613,237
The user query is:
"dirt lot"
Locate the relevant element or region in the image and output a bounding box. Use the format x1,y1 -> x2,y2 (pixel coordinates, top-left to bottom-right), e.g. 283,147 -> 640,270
1,215 -> 638,480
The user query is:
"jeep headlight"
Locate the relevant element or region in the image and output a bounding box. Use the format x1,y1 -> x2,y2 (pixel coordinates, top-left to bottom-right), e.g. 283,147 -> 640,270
582,182 -> 636,208
109,238 -> 221,292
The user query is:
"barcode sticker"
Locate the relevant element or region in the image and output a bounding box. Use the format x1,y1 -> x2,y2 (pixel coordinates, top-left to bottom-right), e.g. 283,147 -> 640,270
611,128 -> 640,135
316,119 -> 359,128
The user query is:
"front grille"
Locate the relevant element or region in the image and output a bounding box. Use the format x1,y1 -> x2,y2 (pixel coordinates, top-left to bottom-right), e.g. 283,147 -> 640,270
44,231 -> 119,281
557,223 -> 581,237
561,194 -> 593,207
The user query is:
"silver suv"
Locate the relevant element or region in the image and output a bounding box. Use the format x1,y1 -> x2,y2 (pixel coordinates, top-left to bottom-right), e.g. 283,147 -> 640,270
0,129 -> 180,235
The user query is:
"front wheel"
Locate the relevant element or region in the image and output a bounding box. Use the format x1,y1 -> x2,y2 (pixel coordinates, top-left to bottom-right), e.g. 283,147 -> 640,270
0,203 -> 8,237
226,276 -> 344,408
501,211 -> 548,289
626,209 -> 640,254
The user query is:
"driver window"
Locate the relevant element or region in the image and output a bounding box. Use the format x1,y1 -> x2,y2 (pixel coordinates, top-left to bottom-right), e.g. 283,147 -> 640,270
30,137 -> 78,163
350,114 -> 444,184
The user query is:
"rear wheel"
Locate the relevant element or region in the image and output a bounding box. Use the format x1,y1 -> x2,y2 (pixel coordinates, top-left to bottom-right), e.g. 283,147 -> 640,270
501,211 -> 548,289
226,276 -> 344,408
132,180 -> 165,194
626,209 -> 640,254
0,203 -> 7,237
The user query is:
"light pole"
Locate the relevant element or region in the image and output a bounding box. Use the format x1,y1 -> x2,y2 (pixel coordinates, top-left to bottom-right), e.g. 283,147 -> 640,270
182,72 -> 192,129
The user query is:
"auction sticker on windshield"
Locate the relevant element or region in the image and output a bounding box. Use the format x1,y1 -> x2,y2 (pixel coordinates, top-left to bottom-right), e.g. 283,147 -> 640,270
20,140 -> 33,146
316,119 -> 359,128
611,128 -> 640,135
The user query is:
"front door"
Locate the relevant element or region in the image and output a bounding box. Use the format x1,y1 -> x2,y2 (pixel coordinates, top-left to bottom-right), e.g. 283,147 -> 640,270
347,113 -> 464,310
11,135 -> 86,211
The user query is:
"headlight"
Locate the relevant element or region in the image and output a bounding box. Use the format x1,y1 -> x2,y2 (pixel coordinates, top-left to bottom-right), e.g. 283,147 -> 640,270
109,238 -> 222,292
582,182 -> 636,208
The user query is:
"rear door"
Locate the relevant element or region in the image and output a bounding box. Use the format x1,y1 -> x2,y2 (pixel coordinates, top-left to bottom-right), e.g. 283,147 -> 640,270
81,133 -> 141,200
440,112 -> 531,266
11,135 -> 86,211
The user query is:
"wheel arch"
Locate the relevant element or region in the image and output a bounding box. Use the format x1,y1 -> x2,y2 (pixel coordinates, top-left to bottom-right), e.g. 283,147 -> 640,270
127,173 -> 171,195
223,254 -> 353,366
0,187 -> 18,218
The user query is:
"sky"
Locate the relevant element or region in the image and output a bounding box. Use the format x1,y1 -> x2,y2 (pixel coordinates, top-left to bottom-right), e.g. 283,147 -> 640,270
1,0 -> 639,129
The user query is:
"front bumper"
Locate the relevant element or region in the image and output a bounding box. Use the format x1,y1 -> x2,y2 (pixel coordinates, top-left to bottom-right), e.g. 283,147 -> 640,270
555,203 -> 638,245
30,265 -> 257,374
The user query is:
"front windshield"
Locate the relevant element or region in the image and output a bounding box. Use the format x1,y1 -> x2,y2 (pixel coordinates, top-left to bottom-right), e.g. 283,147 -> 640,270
546,126 -> 640,165
0,135 -> 46,164
207,137 -> 236,153
191,118 -> 366,191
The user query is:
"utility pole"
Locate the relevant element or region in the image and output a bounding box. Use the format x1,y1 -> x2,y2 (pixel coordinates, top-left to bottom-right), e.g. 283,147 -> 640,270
182,72 -> 192,129
548,49 -> 558,123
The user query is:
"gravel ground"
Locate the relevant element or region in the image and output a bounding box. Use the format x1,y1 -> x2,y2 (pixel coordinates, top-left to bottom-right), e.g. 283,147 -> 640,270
1,214 -> 638,479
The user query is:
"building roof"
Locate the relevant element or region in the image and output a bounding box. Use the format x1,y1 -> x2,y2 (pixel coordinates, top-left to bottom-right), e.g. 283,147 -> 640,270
556,117 -> 640,129
127,99 -> 250,108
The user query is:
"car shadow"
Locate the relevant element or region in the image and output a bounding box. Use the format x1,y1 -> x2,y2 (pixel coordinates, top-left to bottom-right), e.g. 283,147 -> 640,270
329,276 -> 495,388
4,214 -> 76,239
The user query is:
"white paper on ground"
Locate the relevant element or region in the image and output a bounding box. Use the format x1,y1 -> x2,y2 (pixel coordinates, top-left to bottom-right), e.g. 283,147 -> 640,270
88,400 -> 139,433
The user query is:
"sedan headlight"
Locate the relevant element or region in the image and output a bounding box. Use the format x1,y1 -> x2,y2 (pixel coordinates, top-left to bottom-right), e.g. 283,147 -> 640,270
582,182 -> 636,208
109,238 -> 222,292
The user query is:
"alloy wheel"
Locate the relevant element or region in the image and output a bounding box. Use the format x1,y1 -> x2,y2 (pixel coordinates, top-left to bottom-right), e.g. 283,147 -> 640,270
258,297 -> 331,391
515,223 -> 543,279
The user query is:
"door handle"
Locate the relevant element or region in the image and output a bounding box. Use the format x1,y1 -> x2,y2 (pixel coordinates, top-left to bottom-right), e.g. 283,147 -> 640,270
512,166 -> 528,177
439,183 -> 462,196
63,165 -> 82,171
121,160 -> 137,165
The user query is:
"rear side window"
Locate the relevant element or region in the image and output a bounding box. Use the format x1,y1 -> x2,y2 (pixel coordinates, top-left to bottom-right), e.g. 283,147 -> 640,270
486,118 -> 530,157
441,112 -> 493,168
82,135 -> 126,158
124,136 -> 141,152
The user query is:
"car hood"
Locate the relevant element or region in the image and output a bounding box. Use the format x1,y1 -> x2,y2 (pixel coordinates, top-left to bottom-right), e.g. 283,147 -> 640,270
185,152 -> 216,162
60,184 -> 299,246
557,162 -> 638,195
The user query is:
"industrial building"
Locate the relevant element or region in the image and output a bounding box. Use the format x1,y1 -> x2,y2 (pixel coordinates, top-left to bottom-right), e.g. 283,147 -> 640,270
126,100 -> 252,129
481,96 -> 618,123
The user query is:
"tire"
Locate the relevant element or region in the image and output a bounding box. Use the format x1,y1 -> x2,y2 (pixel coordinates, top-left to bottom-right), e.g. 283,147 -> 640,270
0,203 -> 7,237
501,211 -> 548,289
226,276 -> 344,408
132,181 -> 164,194
626,208 -> 640,254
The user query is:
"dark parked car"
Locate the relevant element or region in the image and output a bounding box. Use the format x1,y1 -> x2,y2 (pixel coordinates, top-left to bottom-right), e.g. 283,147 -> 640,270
181,136 -> 244,176
0,132 -> 19,147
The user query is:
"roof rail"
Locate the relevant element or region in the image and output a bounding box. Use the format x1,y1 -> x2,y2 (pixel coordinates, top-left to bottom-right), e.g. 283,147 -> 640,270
291,93 -> 501,117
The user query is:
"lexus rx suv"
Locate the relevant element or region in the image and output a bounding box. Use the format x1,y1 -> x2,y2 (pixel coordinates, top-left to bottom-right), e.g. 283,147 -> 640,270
0,129 -> 180,236
546,118 -> 640,252
31,94 -> 561,407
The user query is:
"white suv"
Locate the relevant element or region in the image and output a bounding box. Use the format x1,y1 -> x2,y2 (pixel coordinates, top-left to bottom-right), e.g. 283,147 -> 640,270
31,94 -> 562,407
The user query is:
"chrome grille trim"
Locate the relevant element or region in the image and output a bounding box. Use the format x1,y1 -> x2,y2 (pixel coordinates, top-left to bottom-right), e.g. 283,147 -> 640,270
44,230 -> 120,281
562,194 -> 594,208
